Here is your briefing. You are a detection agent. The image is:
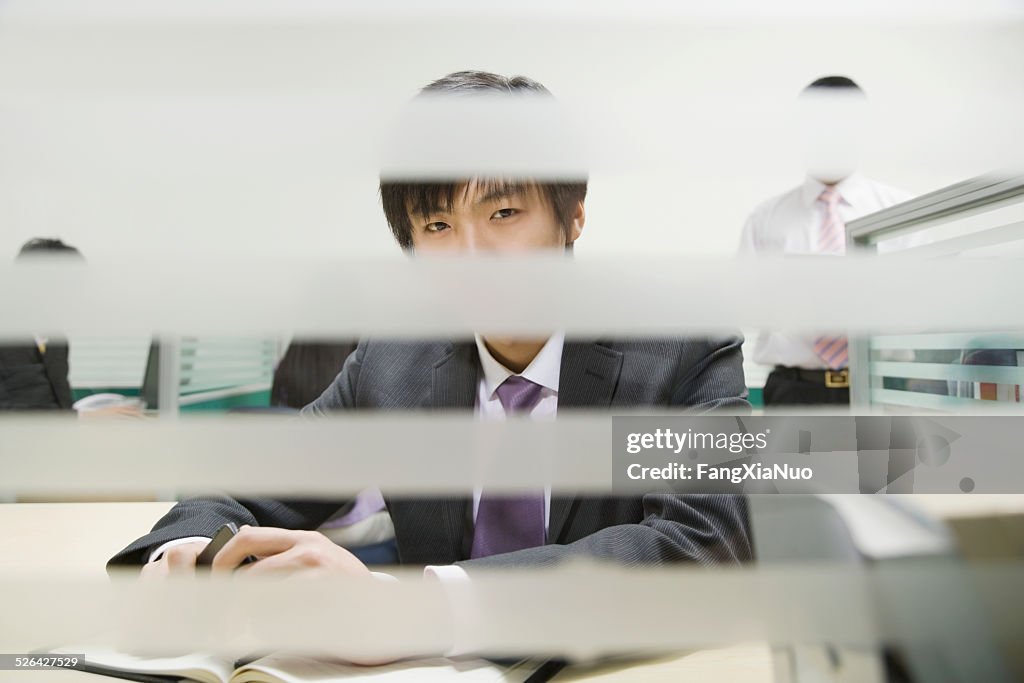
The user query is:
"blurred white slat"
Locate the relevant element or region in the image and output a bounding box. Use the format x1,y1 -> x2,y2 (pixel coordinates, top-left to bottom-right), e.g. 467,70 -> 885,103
2,564 -> 1021,658
4,409 -> 1024,496
1,257 -> 1022,336
3,0 -> 1023,23
0,414 -> 612,495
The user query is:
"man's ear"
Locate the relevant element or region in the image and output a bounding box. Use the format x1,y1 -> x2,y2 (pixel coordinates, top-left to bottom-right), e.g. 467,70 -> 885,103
568,200 -> 586,245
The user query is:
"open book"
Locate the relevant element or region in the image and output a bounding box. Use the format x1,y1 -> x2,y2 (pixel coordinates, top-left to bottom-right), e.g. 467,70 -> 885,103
62,648 -> 553,683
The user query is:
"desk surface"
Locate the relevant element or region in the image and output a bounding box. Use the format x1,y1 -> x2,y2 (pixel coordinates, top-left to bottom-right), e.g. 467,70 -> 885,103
2,494 -> 1021,682
4,494 -> 1021,576
0,501 -> 174,576
0,502 -> 775,681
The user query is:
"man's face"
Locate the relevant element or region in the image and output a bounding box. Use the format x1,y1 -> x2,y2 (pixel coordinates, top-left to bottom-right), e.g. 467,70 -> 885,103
407,180 -> 584,254
796,90 -> 868,184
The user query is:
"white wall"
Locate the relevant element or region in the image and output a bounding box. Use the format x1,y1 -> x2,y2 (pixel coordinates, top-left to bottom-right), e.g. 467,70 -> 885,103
0,9 -> 1021,262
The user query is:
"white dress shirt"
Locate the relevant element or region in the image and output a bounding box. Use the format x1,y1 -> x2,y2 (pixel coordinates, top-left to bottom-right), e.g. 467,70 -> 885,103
737,173 -> 913,369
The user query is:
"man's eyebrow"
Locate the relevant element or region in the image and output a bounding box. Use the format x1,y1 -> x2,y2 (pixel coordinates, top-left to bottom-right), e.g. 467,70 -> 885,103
473,185 -> 524,206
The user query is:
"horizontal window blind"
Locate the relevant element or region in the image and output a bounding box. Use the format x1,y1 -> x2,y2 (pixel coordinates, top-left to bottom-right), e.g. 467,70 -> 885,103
68,337 -> 150,390
848,173 -> 1024,411
869,336 -> 1023,410
69,336 -> 278,408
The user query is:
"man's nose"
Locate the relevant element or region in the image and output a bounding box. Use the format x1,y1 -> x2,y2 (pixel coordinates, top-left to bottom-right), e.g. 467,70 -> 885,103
455,224 -> 493,254
457,225 -> 478,253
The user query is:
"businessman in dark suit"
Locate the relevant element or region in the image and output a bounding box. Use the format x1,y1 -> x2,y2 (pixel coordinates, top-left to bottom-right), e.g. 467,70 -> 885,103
0,341 -> 73,410
110,71 -> 752,581
1,238 -> 80,411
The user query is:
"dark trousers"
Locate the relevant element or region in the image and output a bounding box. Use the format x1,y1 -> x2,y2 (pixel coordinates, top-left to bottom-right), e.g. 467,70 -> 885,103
763,367 -> 850,406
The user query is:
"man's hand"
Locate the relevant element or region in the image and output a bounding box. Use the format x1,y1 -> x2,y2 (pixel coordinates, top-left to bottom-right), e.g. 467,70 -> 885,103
139,541 -> 209,579
212,526 -> 372,578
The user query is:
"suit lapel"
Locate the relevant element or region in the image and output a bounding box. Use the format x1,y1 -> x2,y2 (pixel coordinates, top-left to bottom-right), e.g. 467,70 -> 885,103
549,341 -> 624,543
428,342 -> 479,558
557,341 -> 624,409
431,342 -> 479,410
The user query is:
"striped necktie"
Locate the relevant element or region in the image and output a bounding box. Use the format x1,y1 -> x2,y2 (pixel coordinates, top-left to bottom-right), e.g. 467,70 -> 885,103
812,186 -> 848,369
816,186 -> 845,254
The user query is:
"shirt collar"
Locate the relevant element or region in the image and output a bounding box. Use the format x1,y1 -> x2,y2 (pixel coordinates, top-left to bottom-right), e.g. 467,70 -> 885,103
801,172 -> 870,209
474,332 -> 564,399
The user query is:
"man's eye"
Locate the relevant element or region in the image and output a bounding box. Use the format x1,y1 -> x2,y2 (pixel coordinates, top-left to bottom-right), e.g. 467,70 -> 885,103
491,208 -> 518,220
424,222 -> 450,233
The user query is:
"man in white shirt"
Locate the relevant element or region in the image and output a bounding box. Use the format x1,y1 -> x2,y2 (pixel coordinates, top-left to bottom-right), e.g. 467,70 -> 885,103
738,75 -> 913,406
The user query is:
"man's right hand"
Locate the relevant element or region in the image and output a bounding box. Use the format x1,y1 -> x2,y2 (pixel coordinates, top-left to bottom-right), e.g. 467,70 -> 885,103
139,541 -> 209,578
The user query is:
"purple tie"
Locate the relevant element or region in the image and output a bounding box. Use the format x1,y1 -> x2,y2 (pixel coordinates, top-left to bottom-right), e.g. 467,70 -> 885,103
470,375 -> 546,559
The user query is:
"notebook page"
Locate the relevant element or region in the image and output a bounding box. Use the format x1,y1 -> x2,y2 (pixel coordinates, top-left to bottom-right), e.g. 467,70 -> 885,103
234,654 -> 537,683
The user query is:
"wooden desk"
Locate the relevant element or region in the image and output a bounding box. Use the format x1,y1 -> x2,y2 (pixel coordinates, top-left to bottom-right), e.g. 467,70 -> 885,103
6,495 -> 1020,576
893,494 -> 1024,520
2,494 -> 1021,681
0,501 -> 774,681
554,646 -> 774,681
0,502 -> 173,577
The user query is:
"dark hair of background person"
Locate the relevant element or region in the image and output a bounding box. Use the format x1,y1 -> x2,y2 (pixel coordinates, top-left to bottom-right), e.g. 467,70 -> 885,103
271,341 -> 359,409
16,237 -> 84,260
16,239 -> 83,264
803,75 -> 864,93
379,70 -> 588,250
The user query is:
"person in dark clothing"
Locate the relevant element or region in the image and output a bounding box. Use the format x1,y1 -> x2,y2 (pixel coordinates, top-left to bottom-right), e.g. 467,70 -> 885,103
270,341 -> 358,409
0,238 -> 83,410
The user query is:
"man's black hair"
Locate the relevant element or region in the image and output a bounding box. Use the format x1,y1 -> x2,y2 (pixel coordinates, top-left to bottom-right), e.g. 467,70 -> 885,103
804,75 -> 863,92
379,71 -> 588,250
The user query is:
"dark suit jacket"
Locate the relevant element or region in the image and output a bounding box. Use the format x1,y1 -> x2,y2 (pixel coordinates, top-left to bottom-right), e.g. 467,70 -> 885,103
270,341 -> 358,409
109,337 -> 753,570
0,342 -> 73,410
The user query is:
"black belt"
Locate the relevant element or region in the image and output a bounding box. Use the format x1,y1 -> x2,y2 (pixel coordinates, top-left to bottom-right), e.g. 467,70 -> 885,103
772,366 -> 850,388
